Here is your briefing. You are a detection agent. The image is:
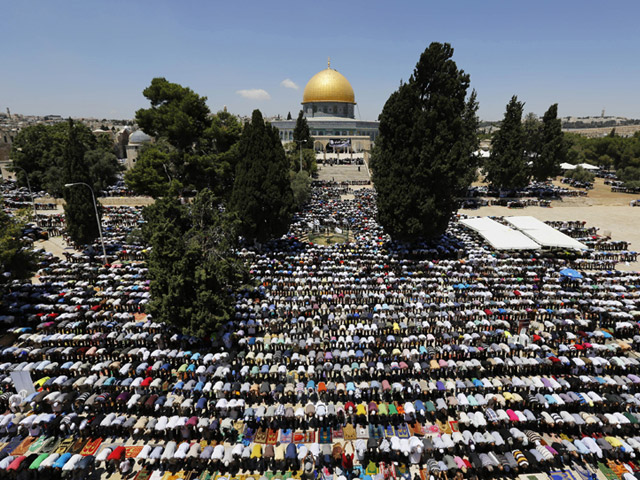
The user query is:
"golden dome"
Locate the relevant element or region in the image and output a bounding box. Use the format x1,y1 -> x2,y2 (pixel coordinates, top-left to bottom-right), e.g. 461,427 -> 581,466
302,66 -> 355,104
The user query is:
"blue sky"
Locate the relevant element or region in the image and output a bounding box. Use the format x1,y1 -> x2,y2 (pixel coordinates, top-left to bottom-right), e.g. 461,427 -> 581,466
2,0 -> 639,121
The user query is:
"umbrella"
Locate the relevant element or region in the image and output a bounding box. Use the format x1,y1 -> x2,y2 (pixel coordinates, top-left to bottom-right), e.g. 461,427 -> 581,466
559,268 -> 583,280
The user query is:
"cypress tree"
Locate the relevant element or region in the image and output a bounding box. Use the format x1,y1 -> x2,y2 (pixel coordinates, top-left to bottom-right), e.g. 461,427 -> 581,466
143,189 -> 244,338
371,42 -> 479,240
293,110 -> 314,151
231,110 -> 294,243
62,119 -> 100,246
485,96 -> 530,190
532,103 -> 567,181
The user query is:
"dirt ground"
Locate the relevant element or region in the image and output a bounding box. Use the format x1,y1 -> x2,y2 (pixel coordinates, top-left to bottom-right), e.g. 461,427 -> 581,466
461,178 -> 640,271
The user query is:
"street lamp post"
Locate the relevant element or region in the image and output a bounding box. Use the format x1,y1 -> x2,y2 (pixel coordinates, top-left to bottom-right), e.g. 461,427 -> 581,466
11,167 -> 36,218
64,182 -> 108,265
294,139 -> 307,173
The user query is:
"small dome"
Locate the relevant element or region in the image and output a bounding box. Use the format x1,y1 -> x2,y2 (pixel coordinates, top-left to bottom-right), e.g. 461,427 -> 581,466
303,66 -> 355,104
129,130 -> 152,144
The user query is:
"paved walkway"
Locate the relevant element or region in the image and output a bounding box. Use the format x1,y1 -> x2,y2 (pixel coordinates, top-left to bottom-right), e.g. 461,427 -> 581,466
316,163 -> 371,184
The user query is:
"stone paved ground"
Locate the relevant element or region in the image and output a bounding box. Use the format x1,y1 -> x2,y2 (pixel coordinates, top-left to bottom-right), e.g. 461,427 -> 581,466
315,163 -> 371,184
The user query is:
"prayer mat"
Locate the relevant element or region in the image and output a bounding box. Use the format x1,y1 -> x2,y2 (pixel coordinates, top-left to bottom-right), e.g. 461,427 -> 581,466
134,467 -> 152,480
607,460 -> 629,478
319,427 -> 332,444
11,436 -> 36,456
304,430 -> 316,443
243,427 -> 255,443
125,445 -> 144,458
280,429 -> 292,443
410,422 -> 424,437
380,462 -> 396,479
356,425 -> 369,439
80,438 -> 102,456
369,425 -> 383,442
365,460 -> 379,475
395,424 -> 410,439
343,423 -> 357,441
42,437 -> 60,453
28,436 -> 47,454
332,426 -> 343,440
395,464 -> 409,477
162,472 -> 186,480
384,425 -> 395,438
55,437 -> 75,454
596,463 -> 618,480
71,437 -> 87,453
0,436 -> 23,457
267,429 -> 279,445
448,420 -> 459,433
293,431 -> 306,444
197,470 -> 214,480
549,470 -> 579,480
255,428 -> 268,444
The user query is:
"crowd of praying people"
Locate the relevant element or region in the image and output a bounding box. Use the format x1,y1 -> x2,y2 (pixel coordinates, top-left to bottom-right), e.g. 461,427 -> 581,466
0,179 -> 639,480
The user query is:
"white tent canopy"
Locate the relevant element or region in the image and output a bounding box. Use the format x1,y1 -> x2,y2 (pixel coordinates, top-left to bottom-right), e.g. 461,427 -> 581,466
559,162 -> 576,170
579,163 -> 600,171
460,217 -> 540,250
505,216 -> 588,250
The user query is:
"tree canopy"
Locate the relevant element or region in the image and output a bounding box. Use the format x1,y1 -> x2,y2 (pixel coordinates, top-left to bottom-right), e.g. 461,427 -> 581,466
564,166 -> 595,183
230,110 -> 294,243
142,189 -> 247,338
11,121 -> 121,197
135,77 -> 211,153
62,119 -> 102,246
127,78 -> 241,198
0,209 -> 40,287
293,110 -> 314,151
531,104 -> 567,181
371,42 -> 479,240
565,131 -> 640,186
485,96 -> 529,190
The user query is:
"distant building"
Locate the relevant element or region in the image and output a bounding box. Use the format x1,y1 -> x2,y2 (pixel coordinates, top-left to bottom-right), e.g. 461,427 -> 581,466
125,130 -> 153,169
271,61 -> 379,161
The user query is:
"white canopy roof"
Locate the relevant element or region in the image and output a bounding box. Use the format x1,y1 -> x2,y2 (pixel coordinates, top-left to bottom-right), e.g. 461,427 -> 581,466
579,163 -> 599,171
505,216 -> 588,250
560,162 -> 576,170
460,217 -> 540,250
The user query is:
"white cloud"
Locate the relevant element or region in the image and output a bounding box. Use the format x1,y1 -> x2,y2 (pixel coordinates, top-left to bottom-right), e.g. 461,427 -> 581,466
236,89 -> 271,100
280,78 -> 299,90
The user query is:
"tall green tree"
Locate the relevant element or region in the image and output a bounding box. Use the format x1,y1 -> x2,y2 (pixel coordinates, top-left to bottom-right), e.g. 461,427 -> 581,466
531,103 -> 567,181
125,142 -> 181,197
523,112 -> 541,161
285,143 -> 318,174
135,77 -> 211,153
371,42 -> 479,240
293,110 -> 314,151
62,119 -> 100,246
143,189 -> 246,338
0,209 -> 40,287
230,110 -> 295,243
206,110 -> 243,154
485,96 -> 529,190
290,170 -> 312,209
127,80 -> 240,198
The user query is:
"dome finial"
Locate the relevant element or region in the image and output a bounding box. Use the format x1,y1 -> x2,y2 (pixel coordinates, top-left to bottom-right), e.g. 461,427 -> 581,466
328,57 -> 331,69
